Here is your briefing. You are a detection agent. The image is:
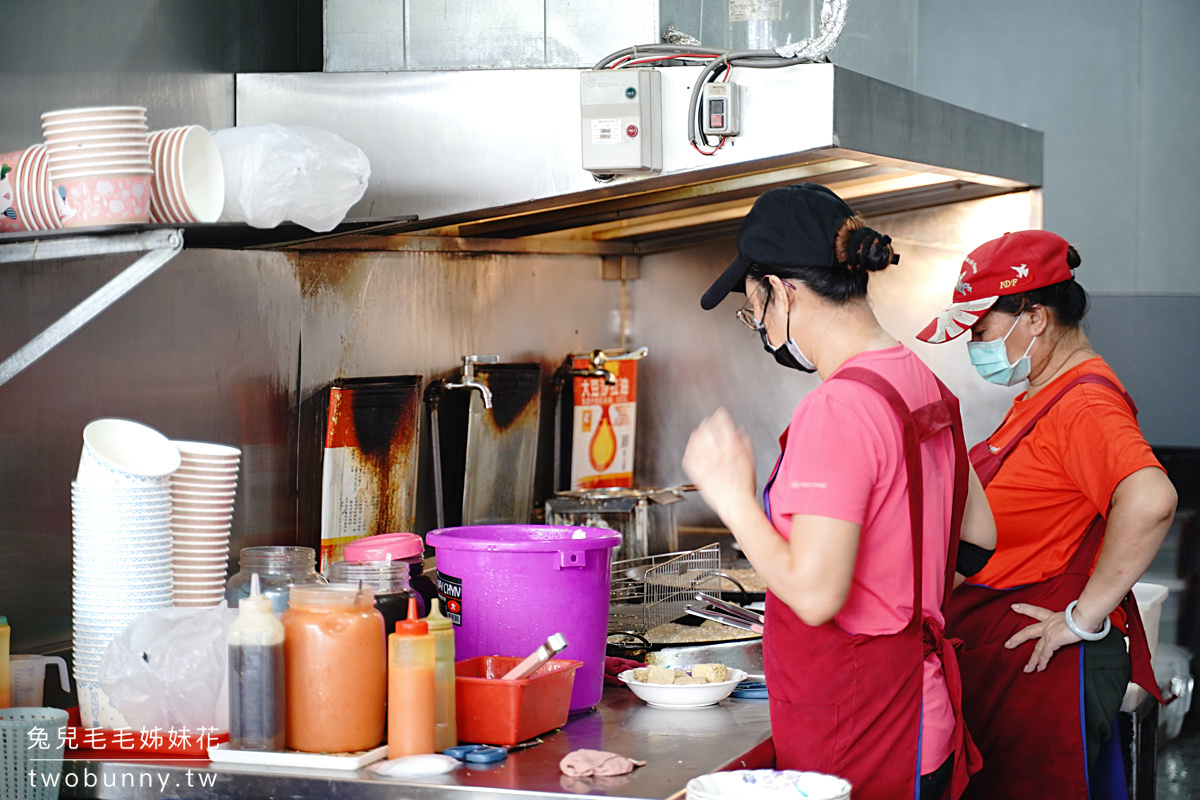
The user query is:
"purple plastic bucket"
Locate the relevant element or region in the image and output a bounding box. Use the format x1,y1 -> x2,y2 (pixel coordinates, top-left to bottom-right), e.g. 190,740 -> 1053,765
425,525 -> 620,711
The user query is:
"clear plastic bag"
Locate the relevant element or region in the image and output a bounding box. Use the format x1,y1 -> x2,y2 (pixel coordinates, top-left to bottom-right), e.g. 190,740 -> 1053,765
98,605 -> 237,732
211,124 -> 370,232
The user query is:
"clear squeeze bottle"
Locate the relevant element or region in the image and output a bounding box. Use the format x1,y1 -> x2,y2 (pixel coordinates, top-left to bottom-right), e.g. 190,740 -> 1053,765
426,600 -> 457,750
228,574 -> 286,750
387,598 -> 435,758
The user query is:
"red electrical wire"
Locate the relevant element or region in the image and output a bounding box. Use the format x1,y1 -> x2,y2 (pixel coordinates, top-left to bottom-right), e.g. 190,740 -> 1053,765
691,136 -> 727,156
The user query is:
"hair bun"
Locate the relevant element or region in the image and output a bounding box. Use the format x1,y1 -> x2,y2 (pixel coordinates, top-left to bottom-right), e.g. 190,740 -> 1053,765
846,226 -> 895,272
1066,244 -> 1081,270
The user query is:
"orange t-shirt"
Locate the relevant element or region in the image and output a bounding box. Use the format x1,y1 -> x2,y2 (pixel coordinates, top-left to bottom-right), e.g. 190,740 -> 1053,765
968,358 -> 1163,614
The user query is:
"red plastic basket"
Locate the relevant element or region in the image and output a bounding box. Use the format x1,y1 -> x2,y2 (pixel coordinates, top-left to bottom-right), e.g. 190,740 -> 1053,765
454,656 -> 581,746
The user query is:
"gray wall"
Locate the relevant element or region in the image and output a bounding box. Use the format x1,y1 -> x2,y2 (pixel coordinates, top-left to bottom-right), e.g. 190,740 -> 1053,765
914,0 -> 1200,446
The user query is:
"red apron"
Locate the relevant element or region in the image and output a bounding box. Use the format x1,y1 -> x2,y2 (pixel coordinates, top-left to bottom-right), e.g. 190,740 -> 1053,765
763,366 -> 981,800
945,374 -> 1161,800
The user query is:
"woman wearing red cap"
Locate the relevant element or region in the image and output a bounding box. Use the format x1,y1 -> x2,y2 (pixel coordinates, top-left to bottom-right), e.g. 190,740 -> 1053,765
917,230 -> 1177,798
684,183 -> 993,800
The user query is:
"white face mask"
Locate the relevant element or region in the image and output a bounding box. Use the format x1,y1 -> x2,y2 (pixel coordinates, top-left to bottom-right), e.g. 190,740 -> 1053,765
967,314 -> 1036,386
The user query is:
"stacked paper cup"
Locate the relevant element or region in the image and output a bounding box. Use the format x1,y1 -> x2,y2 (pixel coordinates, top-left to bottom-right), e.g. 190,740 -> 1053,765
42,106 -> 152,228
148,126 -> 225,223
72,419 -> 180,729
170,441 -> 241,607
0,144 -> 59,232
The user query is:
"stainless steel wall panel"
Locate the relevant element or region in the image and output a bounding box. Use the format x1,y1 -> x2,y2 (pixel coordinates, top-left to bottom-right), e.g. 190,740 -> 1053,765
324,0 -> 407,72
545,0 -> 660,67
0,73 -> 234,155
234,67 -> 839,221
236,66 -> 1039,231
294,248 -> 621,537
0,1 -> 320,75
405,0 -> 547,69
630,190 -> 1042,527
0,249 -> 301,654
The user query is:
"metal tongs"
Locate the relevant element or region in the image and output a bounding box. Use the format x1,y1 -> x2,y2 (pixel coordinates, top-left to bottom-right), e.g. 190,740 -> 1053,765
685,592 -> 765,634
502,633 -> 570,680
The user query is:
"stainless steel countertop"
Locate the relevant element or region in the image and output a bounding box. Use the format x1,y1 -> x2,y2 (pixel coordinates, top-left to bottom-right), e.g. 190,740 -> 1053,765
60,686 -> 773,799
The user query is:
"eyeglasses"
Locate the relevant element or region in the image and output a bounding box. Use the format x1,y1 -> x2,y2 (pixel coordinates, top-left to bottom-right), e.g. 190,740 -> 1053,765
736,301 -> 764,331
735,278 -> 796,331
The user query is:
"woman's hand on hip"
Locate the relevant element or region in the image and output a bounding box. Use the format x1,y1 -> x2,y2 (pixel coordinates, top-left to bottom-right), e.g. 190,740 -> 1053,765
1005,603 -> 1082,673
682,408 -> 757,523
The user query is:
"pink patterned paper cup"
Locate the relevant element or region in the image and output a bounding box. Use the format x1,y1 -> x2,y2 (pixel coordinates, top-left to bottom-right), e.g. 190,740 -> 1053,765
52,173 -> 152,228
0,148 -> 26,232
18,144 -> 58,230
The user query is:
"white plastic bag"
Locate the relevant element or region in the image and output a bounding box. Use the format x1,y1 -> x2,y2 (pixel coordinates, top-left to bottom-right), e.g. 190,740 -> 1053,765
212,124 -> 370,232
99,604 -> 237,731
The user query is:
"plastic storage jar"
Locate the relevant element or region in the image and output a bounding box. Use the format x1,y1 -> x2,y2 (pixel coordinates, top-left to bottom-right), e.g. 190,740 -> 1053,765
226,546 -> 325,612
342,532 -> 434,616
281,584 -> 386,753
327,560 -> 411,637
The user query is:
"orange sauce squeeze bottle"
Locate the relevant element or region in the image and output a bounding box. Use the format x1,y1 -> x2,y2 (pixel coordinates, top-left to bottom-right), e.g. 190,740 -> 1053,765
387,597 -> 436,758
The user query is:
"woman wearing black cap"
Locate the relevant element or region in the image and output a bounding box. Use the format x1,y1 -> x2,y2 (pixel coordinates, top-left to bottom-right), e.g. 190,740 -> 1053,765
683,183 -> 994,800
917,231 -> 1176,799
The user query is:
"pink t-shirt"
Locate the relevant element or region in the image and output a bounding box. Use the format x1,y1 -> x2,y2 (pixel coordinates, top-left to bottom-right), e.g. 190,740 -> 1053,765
767,345 -> 955,774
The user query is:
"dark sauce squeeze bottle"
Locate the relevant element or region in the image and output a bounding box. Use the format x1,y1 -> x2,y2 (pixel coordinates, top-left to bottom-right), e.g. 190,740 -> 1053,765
228,573 -> 286,750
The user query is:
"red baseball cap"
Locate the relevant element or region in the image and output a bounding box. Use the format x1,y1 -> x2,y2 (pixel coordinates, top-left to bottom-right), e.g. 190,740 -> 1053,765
917,230 -> 1073,344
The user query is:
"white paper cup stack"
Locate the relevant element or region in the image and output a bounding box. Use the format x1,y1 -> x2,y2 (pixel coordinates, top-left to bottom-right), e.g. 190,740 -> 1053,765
148,126 -> 224,223
42,106 -> 152,228
72,418 -> 180,729
170,441 -> 240,608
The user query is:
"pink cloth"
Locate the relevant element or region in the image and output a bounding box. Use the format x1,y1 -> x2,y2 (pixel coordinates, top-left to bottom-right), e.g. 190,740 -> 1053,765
559,749 -> 646,777
767,344 -> 954,775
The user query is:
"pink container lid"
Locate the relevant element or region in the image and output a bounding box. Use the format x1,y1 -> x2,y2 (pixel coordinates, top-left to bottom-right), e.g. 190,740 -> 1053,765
342,532 -> 423,562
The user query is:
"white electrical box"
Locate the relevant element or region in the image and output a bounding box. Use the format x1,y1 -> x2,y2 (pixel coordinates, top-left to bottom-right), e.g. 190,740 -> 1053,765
702,82 -> 741,137
580,69 -> 662,175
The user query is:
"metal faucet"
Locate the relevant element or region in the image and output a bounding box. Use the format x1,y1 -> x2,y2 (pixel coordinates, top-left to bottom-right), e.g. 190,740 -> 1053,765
445,354 -> 500,408
554,349 -> 617,386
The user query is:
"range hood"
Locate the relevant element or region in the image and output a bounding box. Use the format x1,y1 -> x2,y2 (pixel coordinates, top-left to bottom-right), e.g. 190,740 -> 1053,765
236,63 -> 1041,253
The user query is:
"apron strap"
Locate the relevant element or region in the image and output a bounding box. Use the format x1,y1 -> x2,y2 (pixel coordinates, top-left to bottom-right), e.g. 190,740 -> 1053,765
830,367 -> 927,629
935,374 -> 971,603
989,374 -> 1136,465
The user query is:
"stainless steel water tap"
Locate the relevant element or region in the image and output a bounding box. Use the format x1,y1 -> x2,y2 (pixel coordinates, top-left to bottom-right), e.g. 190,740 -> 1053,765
445,354 -> 500,408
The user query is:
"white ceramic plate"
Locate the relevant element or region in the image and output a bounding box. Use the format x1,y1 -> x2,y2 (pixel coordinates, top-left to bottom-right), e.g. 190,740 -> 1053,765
619,666 -> 748,709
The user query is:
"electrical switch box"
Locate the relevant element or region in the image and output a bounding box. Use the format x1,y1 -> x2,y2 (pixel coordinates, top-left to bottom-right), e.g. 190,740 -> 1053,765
702,82 -> 741,137
580,69 -> 662,175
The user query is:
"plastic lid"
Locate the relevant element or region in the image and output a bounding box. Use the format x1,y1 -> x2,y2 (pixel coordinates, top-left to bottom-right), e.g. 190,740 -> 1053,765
0,615 -> 7,626
426,525 -> 621,553
290,584 -> 373,608
343,532 -> 423,563
425,600 -> 452,631
394,597 -> 428,636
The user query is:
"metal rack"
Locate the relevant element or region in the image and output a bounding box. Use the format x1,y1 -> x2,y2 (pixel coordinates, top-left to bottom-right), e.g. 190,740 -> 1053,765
0,228 -> 184,388
609,543 -> 723,633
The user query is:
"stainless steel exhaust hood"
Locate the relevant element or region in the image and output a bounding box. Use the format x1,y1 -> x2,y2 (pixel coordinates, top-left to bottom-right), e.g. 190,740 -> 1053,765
236,63 -> 1041,253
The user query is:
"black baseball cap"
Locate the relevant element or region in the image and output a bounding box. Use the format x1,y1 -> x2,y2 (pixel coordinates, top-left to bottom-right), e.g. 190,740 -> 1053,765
700,183 -> 856,310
